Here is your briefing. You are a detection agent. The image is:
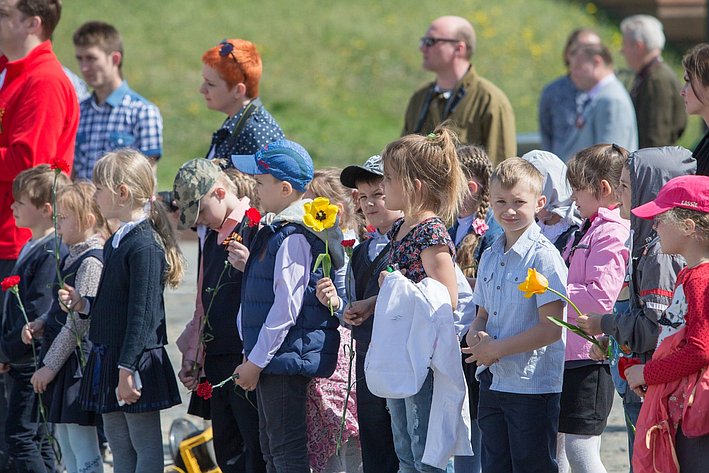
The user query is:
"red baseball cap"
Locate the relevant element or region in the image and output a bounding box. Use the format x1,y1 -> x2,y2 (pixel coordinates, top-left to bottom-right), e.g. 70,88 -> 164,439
632,175 -> 709,220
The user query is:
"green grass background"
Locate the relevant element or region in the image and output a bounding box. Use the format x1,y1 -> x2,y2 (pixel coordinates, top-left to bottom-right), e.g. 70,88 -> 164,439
51,0 -> 703,189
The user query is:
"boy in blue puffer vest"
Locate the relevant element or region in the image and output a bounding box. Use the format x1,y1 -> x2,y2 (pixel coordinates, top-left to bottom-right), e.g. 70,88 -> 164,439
230,139 -> 344,473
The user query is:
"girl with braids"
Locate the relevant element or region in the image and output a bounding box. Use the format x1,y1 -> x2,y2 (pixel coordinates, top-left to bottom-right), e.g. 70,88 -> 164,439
450,145 -> 501,473
59,149 -> 184,473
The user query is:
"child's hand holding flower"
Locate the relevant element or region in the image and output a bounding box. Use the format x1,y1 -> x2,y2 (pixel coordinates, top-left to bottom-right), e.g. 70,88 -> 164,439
588,336 -> 609,361
624,364 -> 647,397
58,284 -> 85,313
21,319 -> 45,345
233,359 -> 262,391
315,278 -> 340,311
226,240 -> 250,272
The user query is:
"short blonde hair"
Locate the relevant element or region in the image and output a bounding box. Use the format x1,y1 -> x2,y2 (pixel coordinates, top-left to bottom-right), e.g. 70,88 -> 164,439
13,164 -> 70,207
223,168 -> 259,208
656,208 -> 709,241
57,181 -> 111,240
381,126 -> 466,224
308,167 -> 362,232
490,157 -> 544,196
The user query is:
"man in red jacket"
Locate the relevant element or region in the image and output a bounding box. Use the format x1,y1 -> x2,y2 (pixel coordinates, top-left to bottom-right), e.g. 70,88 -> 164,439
0,0 -> 77,469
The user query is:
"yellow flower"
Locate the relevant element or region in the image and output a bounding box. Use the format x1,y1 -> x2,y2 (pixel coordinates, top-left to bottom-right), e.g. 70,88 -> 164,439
518,268 -> 549,298
303,197 -> 338,232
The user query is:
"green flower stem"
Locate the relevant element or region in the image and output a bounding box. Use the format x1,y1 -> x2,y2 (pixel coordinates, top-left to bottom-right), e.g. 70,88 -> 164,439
336,247 -> 355,455
544,287 -> 605,351
196,260 -> 231,369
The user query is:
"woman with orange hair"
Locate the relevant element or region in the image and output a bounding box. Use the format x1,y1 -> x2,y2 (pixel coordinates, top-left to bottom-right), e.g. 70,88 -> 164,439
200,38 -> 284,164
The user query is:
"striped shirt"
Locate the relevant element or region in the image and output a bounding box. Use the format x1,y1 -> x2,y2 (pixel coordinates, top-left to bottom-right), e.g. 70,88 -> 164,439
74,81 -> 162,180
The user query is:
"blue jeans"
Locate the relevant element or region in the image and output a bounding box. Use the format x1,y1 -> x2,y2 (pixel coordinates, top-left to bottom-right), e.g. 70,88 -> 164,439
623,399 -> 642,473
387,370 -> 444,473
477,369 -> 560,473
255,373 -> 310,473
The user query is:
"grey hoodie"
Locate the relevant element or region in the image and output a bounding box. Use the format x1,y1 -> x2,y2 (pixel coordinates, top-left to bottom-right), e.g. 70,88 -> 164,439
601,146 -> 695,357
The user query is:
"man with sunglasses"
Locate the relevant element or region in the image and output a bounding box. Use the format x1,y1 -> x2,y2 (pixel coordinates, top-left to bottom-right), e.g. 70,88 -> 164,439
72,21 -> 163,179
402,15 -> 516,165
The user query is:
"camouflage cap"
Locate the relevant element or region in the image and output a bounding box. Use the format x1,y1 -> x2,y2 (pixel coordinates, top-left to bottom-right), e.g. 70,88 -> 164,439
173,158 -> 222,230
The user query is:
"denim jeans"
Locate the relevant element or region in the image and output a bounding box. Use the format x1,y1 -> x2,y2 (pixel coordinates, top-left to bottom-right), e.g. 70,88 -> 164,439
256,373 -> 310,473
355,347 -> 398,473
477,369 -> 560,473
387,370 -> 444,473
623,399 -> 642,473
6,365 -> 55,473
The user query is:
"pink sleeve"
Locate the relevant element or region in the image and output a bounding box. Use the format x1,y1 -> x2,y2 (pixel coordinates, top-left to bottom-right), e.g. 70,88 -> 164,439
176,253 -> 206,365
567,226 -> 629,327
247,234 -> 312,369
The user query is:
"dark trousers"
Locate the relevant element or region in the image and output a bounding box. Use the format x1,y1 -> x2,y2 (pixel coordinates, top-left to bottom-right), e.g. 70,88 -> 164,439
6,365 -> 55,473
204,354 -> 265,473
0,258 -> 15,472
478,369 -> 560,473
255,373 -> 310,473
355,346 -> 398,473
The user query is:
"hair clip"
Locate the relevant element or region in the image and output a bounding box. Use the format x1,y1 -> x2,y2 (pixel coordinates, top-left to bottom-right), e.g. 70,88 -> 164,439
427,132 -> 438,141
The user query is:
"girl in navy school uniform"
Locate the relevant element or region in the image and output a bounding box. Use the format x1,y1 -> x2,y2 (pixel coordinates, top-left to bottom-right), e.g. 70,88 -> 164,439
60,150 -> 184,473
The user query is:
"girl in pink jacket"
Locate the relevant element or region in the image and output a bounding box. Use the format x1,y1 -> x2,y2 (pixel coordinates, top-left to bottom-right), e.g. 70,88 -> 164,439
558,144 -> 630,473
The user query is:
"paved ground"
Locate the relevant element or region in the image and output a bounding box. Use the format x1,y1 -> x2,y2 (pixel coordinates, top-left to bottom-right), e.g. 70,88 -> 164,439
105,238 -> 632,472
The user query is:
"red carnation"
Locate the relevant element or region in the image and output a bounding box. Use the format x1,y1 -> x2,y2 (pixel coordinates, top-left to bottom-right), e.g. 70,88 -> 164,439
617,357 -> 641,381
50,157 -> 70,174
196,380 -> 213,400
1,275 -> 20,292
341,239 -> 356,248
245,207 -> 261,227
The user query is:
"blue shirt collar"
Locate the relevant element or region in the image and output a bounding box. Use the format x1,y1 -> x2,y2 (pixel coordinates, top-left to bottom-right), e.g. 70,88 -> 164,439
93,81 -> 130,108
491,222 -> 541,257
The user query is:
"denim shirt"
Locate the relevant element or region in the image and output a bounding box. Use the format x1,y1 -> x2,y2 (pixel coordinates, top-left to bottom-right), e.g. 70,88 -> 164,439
473,223 -> 568,394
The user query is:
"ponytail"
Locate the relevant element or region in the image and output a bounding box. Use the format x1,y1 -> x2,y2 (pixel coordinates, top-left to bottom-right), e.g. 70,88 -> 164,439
149,198 -> 185,288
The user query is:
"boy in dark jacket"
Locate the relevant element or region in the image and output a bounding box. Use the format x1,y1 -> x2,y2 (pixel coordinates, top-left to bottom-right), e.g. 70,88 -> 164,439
0,165 -> 68,472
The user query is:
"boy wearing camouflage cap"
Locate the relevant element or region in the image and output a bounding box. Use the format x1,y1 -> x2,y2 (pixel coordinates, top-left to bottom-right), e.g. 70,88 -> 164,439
230,139 -> 345,472
172,158 -> 264,473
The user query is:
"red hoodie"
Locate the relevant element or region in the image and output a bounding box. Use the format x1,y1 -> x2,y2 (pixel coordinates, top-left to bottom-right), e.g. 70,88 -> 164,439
0,41 -> 78,259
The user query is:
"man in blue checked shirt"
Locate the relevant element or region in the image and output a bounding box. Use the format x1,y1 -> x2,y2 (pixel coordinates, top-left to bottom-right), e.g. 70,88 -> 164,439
72,21 -> 163,180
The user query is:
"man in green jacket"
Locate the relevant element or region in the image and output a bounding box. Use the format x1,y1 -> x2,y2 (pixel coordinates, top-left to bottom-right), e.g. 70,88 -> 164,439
621,14 -> 686,148
402,15 -> 516,165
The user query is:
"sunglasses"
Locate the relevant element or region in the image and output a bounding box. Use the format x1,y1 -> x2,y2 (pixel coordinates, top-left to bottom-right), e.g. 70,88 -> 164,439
219,40 -> 239,65
419,36 -> 460,48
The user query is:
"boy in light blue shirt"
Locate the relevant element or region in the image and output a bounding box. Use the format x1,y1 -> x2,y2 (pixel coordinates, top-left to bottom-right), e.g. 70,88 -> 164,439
463,157 -> 568,473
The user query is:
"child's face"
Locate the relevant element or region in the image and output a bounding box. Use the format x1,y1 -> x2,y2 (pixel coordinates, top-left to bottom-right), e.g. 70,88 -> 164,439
195,186 -> 228,231
382,166 -> 405,212
654,214 -> 684,255
356,180 -> 402,231
571,187 -> 603,219
255,174 -> 288,213
56,204 -> 85,246
490,180 -> 545,239
11,194 -> 48,231
617,166 -> 632,220
93,185 -> 119,220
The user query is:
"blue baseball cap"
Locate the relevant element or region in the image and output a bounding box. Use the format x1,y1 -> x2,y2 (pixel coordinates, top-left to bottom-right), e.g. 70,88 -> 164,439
231,139 -> 314,192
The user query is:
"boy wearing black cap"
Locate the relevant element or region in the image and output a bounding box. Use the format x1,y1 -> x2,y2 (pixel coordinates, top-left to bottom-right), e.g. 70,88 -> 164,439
335,155 -> 402,472
231,140 -> 345,472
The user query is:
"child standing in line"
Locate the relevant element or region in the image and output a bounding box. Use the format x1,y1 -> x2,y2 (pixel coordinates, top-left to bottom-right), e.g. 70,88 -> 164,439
578,146 -> 695,469
464,158 -> 568,473
305,167 -> 363,473
0,165 -> 70,472
624,175 -> 709,473
59,150 -> 183,473
23,181 -> 108,473
230,140 -> 345,473
521,150 -> 582,255
378,128 -> 466,473
449,144 -> 500,473
173,159 -> 264,473
559,144 -> 630,473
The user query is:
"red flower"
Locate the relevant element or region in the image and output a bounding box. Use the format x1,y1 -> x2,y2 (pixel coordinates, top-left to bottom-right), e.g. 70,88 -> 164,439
196,380 -> 213,400
341,239 -> 356,248
245,207 -> 261,227
49,157 -> 70,174
618,357 -> 642,381
1,275 -> 20,292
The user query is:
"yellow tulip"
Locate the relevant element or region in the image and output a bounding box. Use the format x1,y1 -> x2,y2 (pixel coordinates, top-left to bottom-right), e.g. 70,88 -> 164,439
517,268 -> 549,298
303,197 -> 338,232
